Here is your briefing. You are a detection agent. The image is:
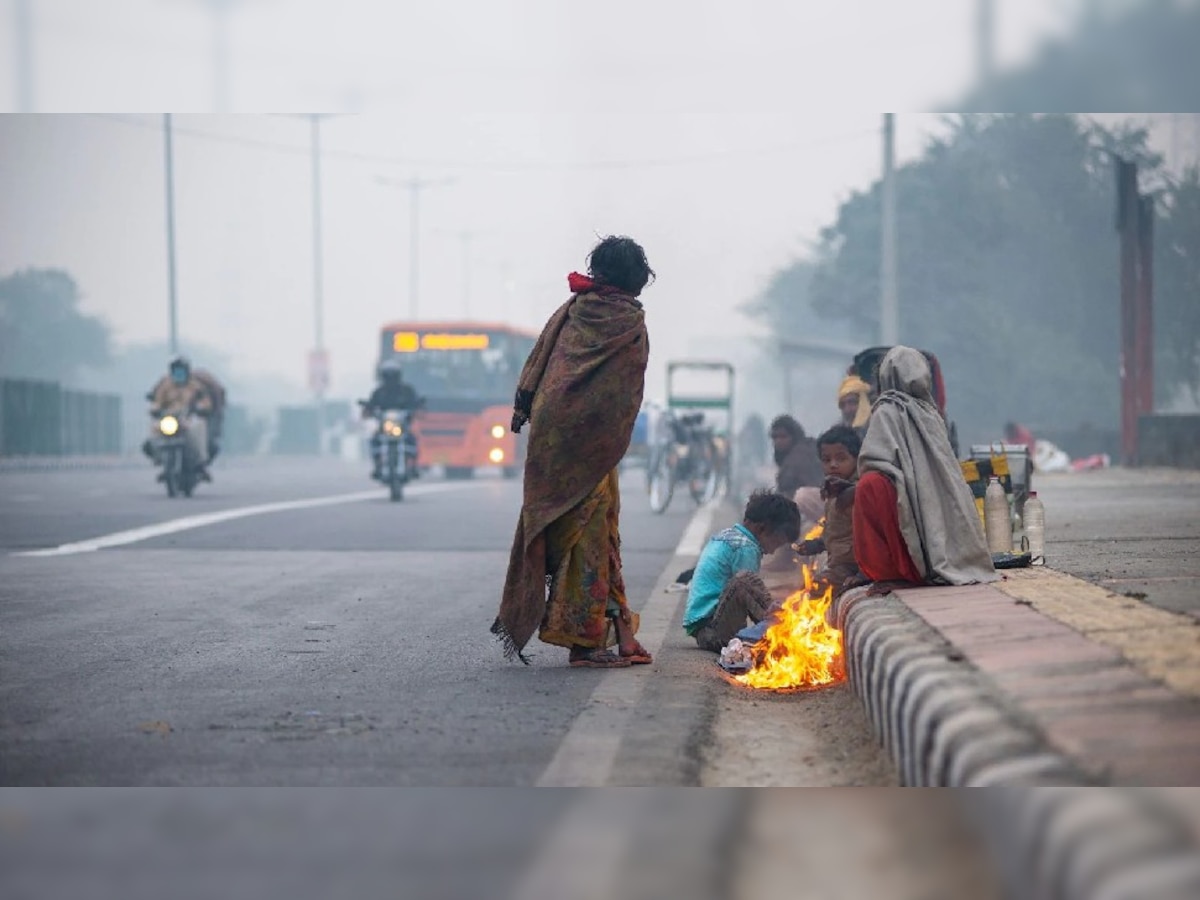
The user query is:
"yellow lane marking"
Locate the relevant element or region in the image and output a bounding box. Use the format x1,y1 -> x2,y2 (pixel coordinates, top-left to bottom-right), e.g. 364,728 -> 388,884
995,568 -> 1200,698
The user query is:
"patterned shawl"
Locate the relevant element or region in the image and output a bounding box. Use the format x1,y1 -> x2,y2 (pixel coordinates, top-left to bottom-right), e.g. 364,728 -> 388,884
492,286 -> 649,659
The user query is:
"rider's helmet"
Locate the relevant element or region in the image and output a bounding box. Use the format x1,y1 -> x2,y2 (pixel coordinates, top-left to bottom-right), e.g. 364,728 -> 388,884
379,359 -> 402,385
168,355 -> 192,385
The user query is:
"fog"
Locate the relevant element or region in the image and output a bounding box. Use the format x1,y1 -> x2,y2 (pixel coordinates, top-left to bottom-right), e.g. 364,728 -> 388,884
0,2 -> 1084,412
2,1 -> 1194,443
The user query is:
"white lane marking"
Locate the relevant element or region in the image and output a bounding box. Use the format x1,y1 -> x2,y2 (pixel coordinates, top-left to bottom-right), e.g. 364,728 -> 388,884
12,481 -> 475,558
536,499 -> 720,787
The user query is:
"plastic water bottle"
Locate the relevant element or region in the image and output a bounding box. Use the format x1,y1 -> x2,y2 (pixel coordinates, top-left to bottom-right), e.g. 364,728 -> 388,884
984,476 -> 1012,554
1024,491 -> 1045,565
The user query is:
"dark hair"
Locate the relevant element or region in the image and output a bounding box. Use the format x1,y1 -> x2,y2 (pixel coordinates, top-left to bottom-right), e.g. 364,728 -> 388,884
768,414 -> 805,440
587,235 -> 655,295
743,489 -> 802,542
817,424 -> 861,458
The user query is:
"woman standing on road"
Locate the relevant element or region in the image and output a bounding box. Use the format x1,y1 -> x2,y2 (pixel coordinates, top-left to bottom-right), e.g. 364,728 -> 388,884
492,236 -> 655,668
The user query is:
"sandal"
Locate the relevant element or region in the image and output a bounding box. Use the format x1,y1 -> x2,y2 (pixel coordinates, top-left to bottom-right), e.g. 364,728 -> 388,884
569,648 -> 632,669
620,642 -> 653,665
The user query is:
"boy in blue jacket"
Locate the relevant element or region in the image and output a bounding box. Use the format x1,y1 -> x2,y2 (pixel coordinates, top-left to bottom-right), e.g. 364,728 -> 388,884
683,490 -> 801,652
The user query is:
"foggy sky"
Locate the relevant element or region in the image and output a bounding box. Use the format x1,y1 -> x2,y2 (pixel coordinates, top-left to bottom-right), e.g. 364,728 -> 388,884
0,1 -> 1083,403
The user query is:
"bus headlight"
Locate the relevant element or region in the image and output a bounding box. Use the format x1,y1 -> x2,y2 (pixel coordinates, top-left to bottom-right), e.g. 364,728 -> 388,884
491,424 -> 506,439
159,415 -> 179,436
489,448 -> 505,464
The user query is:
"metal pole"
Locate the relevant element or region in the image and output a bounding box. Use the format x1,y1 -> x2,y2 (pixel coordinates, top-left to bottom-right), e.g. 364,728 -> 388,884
163,114 -> 180,355
880,113 -> 899,345
14,0 -> 33,112
310,114 -> 326,455
1136,193 -> 1155,420
1116,158 -> 1139,466
211,1 -> 231,112
975,0 -> 994,94
409,181 -> 420,319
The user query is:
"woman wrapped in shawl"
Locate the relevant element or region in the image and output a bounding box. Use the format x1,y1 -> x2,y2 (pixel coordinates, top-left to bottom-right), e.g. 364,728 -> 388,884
492,236 -> 655,668
853,346 -> 996,587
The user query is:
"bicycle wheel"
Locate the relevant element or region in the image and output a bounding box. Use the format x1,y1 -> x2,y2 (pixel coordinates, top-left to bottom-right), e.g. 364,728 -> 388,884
648,451 -> 674,514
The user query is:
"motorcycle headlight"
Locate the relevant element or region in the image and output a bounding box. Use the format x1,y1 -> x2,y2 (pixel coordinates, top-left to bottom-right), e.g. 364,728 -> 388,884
491,424 -> 506,439
384,422 -> 403,436
159,415 -> 179,436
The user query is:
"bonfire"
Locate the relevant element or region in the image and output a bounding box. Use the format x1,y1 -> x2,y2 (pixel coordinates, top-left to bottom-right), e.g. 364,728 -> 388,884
734,521 -> 845,692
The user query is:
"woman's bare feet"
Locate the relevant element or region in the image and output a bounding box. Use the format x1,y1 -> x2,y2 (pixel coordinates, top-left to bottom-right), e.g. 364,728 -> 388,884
613,611 -> 652,664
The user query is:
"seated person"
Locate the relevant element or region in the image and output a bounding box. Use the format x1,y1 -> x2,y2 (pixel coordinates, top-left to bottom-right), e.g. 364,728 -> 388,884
837,374 -> 873,438
769,414 -> 823,498
853,346 -> 996,586
793,424 -> 863,596
683,490 -> 801,652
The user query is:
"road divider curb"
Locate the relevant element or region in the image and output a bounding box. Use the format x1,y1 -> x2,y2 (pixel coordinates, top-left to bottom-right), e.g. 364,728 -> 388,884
831,586 -> 1088,787
832,585 -> 1200,898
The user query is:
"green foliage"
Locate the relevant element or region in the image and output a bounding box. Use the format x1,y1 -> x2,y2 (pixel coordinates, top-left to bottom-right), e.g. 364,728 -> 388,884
749,114 -> 1200,443
961,1 -> 1200,112
1156,170 -> 1200,405
0,268 -> 112,384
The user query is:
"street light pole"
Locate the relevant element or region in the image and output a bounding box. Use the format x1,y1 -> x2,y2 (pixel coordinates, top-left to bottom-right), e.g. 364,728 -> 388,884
13,0 -> 33,112
377,176 -> 456,319
308,114 -> 330,455
163,114 -> 180,355
880,112 -> 899,345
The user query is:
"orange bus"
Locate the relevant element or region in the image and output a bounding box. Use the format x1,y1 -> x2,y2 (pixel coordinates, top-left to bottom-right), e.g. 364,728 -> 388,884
377,320 -> 537,478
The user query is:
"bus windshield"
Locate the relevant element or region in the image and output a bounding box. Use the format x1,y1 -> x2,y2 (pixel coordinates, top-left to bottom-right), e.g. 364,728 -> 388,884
380,328 -> 534,407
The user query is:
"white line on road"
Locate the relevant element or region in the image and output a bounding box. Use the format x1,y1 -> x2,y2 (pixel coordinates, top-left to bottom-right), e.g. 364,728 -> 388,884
535,498 -> 720,787
12,481 -> 475,558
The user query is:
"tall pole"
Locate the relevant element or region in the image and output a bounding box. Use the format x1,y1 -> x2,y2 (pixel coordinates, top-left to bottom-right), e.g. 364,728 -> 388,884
14,0 -> 33,112
377,176 -> 456,320
211,1 -> 231,112
163,114 -> 180,355
409,182 -> 420,319
1116,158 -> 1139,466
975,0 -> 995,94
460,232 -> 474,318
880,113 -> 899,345
309,114 -> 327,455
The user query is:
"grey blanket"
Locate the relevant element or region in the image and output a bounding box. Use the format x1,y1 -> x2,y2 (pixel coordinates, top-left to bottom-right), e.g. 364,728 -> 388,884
858,347 -> 996,585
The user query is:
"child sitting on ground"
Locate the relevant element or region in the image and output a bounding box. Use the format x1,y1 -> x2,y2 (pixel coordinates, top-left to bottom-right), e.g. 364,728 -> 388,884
793,424 -> 863,597
682,489 -> 801,652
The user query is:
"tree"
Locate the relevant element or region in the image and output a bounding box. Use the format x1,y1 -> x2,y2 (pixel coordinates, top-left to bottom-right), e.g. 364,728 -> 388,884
961,1 -> 1200,112
750,114 -> 1198,444
0,268 -> 112,384
1156,170 -> 1200,405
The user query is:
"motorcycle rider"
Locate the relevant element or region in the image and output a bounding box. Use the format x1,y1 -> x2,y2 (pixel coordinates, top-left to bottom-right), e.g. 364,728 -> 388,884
362,359 -> 422,480
192,367 -> 227,461
144,355 -> 213,480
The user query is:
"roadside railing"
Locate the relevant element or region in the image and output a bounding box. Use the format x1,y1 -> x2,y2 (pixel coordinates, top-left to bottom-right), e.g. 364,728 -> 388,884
0,378 -> 122,456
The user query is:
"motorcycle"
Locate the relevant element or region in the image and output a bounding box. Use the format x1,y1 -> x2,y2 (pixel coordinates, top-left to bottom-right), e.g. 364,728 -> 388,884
149,408 -> 203,498
360,402 -> 419,502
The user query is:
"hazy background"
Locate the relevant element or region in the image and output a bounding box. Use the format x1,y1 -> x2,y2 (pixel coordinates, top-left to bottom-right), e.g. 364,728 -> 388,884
2,0 -> 1199,448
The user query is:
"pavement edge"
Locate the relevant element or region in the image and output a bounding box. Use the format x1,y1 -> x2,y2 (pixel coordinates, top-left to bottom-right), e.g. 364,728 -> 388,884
831,588 -> 1200,898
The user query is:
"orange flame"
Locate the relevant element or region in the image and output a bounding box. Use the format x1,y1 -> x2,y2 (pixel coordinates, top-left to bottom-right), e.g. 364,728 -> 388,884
735,518 -> 845,691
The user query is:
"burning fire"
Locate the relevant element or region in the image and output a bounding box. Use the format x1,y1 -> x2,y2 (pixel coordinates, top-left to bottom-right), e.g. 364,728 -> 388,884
734,520 -> 845,691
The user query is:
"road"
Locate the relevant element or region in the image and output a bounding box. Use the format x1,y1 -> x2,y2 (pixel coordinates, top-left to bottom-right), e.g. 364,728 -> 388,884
1032,466 -> 1200,620
0,457 -> 893,788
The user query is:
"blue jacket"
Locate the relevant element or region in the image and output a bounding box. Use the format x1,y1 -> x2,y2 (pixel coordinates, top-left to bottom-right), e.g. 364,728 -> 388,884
683,524 -> 763,634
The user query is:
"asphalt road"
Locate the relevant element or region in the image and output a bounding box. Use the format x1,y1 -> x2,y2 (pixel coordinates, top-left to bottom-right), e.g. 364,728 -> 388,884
0,457 -> 894,788
1033,467 -> 1200,620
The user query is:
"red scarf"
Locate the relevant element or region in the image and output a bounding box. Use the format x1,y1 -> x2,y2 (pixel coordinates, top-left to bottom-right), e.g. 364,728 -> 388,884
567,271 -> 636,298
